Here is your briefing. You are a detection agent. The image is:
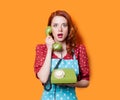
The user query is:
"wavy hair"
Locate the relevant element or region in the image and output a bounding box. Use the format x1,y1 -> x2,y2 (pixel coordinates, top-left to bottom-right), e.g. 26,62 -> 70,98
47,10 -> 82,55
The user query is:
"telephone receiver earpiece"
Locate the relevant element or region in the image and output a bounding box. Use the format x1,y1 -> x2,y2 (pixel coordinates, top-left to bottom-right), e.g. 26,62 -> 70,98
45,26 -> 62,51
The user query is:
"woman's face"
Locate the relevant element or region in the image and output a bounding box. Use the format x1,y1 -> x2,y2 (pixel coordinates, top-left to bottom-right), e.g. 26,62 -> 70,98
51,16 -> 68,42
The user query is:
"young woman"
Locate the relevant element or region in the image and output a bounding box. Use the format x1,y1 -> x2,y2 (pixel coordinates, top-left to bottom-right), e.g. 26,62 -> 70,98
34,10 -> 90,100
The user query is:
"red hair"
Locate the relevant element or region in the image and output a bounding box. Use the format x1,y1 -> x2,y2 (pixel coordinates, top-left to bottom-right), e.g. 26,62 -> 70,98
47,10 -> 82,54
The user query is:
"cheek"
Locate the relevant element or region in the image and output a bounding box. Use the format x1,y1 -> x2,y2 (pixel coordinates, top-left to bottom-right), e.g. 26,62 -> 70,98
52,29 -> 57,37
52,28 -> 57,34
64,29 -> 68,36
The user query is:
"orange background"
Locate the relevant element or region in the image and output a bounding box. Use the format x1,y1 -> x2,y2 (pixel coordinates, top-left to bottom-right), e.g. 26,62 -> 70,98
0,0 -> 120,100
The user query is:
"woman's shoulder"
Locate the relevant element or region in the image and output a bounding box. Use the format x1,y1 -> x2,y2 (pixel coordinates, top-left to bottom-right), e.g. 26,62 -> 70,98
36,44 -> 47,49
75,44 -> 86,51
35,44 -> 47,53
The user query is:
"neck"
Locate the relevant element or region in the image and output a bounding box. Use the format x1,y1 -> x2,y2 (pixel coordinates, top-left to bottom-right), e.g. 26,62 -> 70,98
62,42 -> 67,51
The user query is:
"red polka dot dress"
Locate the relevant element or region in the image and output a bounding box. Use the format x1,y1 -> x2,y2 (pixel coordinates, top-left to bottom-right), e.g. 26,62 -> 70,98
34,44 -> 89,81
34,44 -> 90,100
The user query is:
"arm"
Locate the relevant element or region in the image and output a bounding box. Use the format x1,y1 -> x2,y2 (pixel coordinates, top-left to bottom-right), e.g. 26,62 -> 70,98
67,45 -> 90,88
34,36 -> 54,84
37,48 -> 52,83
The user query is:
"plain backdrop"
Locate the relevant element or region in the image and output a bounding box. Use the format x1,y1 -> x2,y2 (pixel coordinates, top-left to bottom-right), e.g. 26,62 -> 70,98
0,0 -> 120,100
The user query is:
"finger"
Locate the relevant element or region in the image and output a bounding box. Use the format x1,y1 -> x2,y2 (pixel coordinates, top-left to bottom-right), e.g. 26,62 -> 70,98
47,35 -> 52,39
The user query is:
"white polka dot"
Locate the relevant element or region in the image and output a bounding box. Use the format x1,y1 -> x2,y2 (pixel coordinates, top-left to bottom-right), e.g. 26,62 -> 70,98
67,96 -> 70,99
56,94 -> 59,97
61,62 -> 64,65
73,96 -> 76,99
68,62 -> 71,65
70,93 -> 72,95
71,65 -> 74,68
60,97 -> 63,100
64,93 -> 66,96
65,66 -> 67,68
75,69 -> 77,72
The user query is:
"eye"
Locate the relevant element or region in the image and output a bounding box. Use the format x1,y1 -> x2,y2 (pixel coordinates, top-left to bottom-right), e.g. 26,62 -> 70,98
53,23 -> 58,27
62,23 -> 68,27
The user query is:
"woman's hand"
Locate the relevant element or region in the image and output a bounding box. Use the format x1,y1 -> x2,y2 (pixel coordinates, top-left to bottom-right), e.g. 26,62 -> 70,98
70,80 -> 89,88
45,36 -> 55,50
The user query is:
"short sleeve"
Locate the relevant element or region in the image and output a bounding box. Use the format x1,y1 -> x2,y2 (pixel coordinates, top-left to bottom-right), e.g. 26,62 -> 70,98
77,44 -> 90,81
34,44 -> 47,78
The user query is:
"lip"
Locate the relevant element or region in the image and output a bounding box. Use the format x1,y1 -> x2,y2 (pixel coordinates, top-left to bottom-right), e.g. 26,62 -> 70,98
57,33 -> 63,38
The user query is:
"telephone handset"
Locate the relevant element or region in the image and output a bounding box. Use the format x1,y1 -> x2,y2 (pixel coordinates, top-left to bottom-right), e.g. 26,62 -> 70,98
45,26 -> 62,51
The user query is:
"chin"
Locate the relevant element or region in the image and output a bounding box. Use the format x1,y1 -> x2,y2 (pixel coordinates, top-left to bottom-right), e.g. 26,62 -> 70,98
57,40 -> 65,42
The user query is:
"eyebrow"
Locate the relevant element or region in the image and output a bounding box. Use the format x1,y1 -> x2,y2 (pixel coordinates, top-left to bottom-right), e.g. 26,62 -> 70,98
52,22 -> 67,24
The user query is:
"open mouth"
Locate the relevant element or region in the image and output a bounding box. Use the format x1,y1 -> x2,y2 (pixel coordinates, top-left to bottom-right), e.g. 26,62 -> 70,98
57,34 -> 63,38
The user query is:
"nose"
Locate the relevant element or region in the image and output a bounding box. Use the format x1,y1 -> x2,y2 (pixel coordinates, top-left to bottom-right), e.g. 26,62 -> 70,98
58,25 -> 62,32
